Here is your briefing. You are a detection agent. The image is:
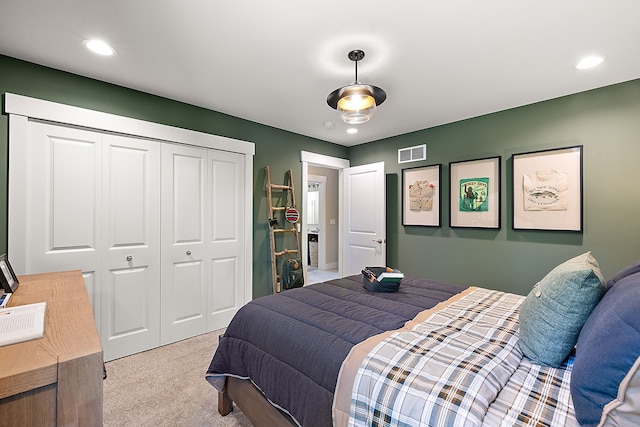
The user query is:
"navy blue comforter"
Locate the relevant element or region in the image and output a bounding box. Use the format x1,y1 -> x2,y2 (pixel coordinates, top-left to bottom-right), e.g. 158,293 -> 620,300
206,275 -> 465,427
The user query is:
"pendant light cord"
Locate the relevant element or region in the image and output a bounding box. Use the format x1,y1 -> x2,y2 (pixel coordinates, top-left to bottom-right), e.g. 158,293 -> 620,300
354,58 -> 358,82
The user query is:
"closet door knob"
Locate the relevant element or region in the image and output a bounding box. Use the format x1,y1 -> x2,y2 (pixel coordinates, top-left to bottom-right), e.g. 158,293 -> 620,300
126,255 -> 133,261
186,250 -> 192,256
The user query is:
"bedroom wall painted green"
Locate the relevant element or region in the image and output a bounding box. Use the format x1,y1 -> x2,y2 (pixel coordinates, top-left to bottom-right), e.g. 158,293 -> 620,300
348,79 -> 640,295
1,55 -> 639,298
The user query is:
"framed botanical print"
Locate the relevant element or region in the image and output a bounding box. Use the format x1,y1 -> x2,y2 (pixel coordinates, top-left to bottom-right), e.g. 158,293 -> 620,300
402,164 -> 441,227
449,156 -> 501,229
512,145 -> 583,231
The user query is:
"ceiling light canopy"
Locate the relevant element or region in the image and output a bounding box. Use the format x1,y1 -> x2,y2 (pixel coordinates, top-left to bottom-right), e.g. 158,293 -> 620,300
327,50 -> 386,125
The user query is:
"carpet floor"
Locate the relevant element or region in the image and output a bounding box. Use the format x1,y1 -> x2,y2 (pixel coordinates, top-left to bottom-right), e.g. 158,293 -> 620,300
103,330 -> 252,426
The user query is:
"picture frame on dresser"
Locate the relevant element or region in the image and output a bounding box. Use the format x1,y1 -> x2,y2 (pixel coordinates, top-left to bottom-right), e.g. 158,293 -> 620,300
0,254 -> 19,293
402,164 -> 442,227
449,156 -> 501,229
512,145 -> 583,232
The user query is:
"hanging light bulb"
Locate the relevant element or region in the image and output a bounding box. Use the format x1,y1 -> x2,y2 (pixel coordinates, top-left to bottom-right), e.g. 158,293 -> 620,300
327,50 -> 386,124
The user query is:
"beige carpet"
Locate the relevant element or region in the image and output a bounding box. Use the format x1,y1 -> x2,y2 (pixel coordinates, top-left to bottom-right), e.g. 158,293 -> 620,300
104,330 -> 252,427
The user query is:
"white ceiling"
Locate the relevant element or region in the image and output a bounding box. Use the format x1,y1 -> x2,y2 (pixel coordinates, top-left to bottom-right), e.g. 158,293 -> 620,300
1,1 -> 640,147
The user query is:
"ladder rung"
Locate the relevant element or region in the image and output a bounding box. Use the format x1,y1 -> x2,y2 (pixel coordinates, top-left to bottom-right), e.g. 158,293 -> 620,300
275,249 -> 299,256
271,207 -> 285,211
270,184 -> 292,190
273,228 -> 297,233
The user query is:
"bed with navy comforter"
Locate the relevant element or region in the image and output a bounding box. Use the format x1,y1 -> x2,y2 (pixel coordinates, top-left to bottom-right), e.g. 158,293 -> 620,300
206,253 -> 640,427
207,274 -> 464,426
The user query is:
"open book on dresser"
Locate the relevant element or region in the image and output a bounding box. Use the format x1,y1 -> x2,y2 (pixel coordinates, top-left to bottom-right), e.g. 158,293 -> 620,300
0,302 -> 46,347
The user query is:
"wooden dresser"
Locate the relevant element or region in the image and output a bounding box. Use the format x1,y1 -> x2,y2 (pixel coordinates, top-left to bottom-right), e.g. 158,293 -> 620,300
0,270 -> 103,426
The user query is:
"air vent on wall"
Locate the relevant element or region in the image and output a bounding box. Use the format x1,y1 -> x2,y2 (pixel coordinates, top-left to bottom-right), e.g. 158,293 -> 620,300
398,144 -> 426,164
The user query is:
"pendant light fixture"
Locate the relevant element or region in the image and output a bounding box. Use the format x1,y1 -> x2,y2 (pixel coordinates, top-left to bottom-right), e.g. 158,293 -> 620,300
326,50 -> 386,124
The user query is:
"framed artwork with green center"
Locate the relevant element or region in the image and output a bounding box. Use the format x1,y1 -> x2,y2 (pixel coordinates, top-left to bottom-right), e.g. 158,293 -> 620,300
449,156 -> 501,229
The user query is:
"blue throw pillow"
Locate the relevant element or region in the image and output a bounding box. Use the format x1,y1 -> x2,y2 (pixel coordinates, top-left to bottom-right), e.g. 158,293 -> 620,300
571,267 -> 640,427
518,252 -> 605,367
605,259 -> 640,290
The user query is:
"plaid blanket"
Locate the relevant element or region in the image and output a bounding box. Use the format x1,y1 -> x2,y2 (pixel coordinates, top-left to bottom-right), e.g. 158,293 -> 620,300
482,356 -> 577,427
346,288 -> 576,427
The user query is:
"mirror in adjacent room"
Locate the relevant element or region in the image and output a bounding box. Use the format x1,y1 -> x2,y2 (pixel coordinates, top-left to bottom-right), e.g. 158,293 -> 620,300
307,183 -> 320,229
307,182 -> 320,270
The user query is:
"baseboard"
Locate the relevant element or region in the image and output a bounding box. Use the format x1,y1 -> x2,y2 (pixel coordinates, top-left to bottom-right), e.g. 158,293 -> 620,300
320,261 -> 338,271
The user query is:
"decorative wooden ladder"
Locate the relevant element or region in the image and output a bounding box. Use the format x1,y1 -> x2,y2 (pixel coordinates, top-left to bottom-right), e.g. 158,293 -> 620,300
265,166 -> 302,293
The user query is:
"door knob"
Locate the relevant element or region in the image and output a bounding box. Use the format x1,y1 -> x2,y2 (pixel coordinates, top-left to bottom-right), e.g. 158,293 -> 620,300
372,239 -> 383,244
186,250 -> 192,256
126,255 -> 133,261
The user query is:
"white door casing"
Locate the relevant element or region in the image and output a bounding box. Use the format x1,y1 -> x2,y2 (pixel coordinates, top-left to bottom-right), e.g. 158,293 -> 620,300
300,152 -> 386,279
300,151 -> 350,281
342,162 -> 386,276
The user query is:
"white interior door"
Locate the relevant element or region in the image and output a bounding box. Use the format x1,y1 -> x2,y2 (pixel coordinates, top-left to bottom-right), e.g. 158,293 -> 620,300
207,150 -> 245,330
342,162 -> 386,276
101,134 -> 161,361
23,122 -> 103,324
161,143 -> 208,345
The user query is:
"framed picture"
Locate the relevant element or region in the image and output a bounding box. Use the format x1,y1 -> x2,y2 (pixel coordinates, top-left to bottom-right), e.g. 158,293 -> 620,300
512,145 -> 583,232
402,164 -> 441,227
449,156 -> 501,229
0,254 -> 19,293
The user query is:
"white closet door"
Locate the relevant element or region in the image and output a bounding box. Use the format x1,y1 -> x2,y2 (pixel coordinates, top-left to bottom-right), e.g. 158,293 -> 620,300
25,121 -> 103,327
101,134 -> 161,361
207,150 -> 245,330
161,143 -> 209,344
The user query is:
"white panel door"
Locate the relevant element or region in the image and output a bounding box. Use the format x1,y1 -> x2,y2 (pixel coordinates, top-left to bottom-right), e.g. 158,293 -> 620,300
25,122 -> 103,327
161,143 -> 208,345
101,134 -> 161,361
207,150 -> 245,330
342,162 -> 386,276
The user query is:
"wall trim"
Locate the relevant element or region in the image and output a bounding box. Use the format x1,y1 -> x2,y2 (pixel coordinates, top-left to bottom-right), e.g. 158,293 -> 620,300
4,92 -> 255,155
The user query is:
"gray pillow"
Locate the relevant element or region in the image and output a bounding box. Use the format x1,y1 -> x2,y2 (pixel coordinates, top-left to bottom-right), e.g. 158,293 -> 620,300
518,252 -> 605,367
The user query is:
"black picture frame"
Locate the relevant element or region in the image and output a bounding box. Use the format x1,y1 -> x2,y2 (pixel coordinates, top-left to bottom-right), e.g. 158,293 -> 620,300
512,145 -> 583,232
0,254 -> 19,293
449,156 -> 501,229
402,164 -> 442,227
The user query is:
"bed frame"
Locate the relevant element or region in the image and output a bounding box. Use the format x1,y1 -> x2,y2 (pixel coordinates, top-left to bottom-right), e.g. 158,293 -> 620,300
218,376 -> 298,426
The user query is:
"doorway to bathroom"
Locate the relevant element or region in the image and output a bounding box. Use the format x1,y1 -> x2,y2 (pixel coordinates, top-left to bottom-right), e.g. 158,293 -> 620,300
300,150 -> 386,284
306,168 -> 339,284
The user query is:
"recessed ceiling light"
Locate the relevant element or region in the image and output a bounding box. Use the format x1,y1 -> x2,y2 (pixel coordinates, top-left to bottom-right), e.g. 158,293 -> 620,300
576,56 -> 604,70
346,128 -> 358,134
84,39 -> 115,56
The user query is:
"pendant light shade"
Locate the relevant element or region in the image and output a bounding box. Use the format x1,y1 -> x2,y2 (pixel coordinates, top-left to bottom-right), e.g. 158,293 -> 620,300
327,50 -> 386,124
